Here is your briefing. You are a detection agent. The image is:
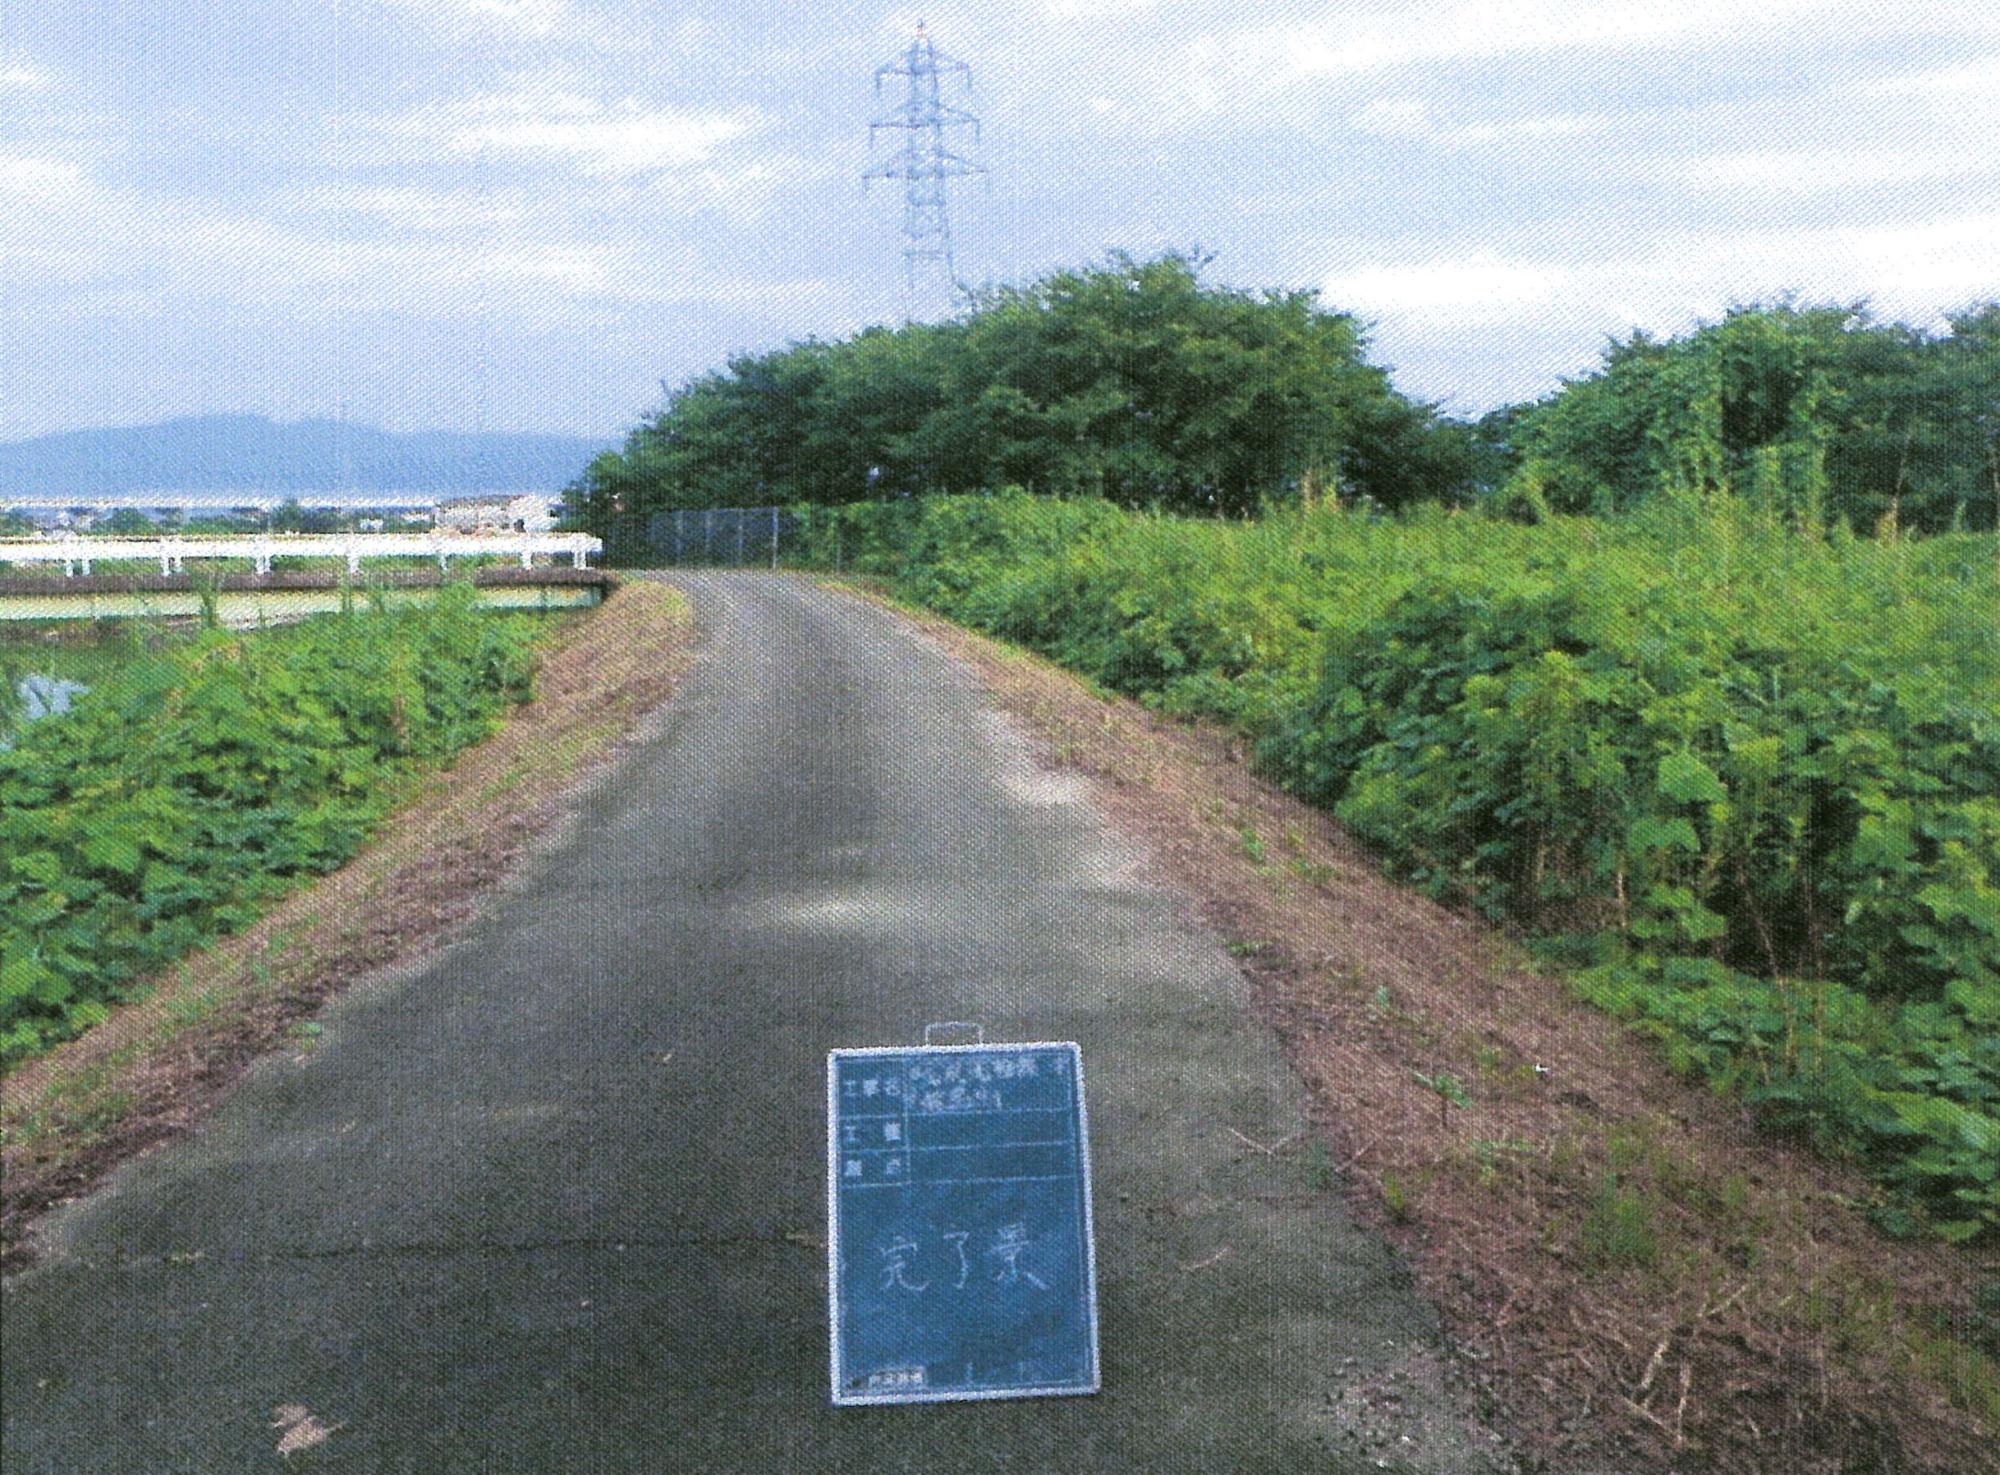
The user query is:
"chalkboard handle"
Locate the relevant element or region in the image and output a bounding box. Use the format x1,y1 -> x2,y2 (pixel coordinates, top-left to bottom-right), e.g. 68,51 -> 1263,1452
922,1020 -> 986,1046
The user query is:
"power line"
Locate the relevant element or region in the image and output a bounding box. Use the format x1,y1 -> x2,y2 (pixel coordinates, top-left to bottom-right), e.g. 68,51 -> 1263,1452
865,21 -> 985,315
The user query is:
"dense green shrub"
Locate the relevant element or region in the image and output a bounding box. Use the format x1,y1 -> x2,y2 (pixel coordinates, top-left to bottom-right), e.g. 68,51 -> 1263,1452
1483,302 -> 1999,532
800,492 -> 2000,1238
1269,523 -> 1999,1002
0,590 -> 537,1062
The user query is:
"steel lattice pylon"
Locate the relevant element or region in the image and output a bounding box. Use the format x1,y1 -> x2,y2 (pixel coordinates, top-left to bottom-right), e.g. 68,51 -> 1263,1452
865,21 -> 984,311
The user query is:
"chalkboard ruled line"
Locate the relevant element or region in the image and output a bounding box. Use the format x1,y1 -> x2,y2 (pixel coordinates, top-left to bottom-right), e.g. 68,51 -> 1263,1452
843,1141 -> 1072,1155
908,1140 -> 1074,1151
841,1103 -> 1073,1118
845,1172 -> 1077,1189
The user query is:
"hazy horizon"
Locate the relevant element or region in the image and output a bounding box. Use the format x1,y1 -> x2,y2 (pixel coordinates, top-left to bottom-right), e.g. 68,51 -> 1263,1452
0,414 -> 612,500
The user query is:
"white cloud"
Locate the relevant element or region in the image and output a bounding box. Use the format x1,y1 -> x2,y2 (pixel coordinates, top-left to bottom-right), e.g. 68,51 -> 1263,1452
1688,147 -> 1999,192
288,183 -> 533,232
1240,0 -> 1844,76
1831,215 -> 2000,307
1867,53 -> 2000,97
0,138 -> 821,338
379,0 -> 582,42
1324,250 -> 1568,328
7,1 -> 1991,437
1043,0 -> 1161,15
1452,113 -> 1606,146
1351,98 -> 1431,137
1098,2 -> 1904,132
444,0 -> 570,35
0,154 -> 86,200
377,84 -> 763,178
1324,213 -> 2000,337
1352,98 -> 1609,147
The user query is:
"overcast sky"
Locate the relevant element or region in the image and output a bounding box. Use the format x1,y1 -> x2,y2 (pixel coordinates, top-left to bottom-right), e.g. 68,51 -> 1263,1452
3,1 -> 1996,440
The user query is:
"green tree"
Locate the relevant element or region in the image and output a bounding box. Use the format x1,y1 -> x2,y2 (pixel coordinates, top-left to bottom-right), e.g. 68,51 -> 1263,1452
570,251 -> 1472,531
268,499 -> 343,534
104,508 -> 157,535
1500,301 -> 2000,532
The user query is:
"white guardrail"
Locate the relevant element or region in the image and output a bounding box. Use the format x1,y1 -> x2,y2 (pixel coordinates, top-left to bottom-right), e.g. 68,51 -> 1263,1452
0,532 -> 600,576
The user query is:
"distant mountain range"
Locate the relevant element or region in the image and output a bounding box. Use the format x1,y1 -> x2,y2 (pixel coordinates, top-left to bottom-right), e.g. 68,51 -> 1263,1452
0,415 -> 614,500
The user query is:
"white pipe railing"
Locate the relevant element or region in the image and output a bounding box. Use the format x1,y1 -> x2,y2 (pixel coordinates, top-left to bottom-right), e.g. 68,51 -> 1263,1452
0,532 -> 600,576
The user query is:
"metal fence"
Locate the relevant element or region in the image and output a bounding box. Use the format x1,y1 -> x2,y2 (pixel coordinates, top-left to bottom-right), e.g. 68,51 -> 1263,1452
596,502 -> 929,573
600,506 -> 832,569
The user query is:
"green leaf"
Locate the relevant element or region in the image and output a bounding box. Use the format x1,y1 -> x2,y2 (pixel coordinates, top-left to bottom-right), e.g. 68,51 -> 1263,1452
0,955 -> 51,1003
7,850 -> 63,887
1852,811 -> 1918,869
80,831 -> 145,878
1627,816 -> 1701,853
1657,751 -> 1727,804
1679,904 -> 1728,943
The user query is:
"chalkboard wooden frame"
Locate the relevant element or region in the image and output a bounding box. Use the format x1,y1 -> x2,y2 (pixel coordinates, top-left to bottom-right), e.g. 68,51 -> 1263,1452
825,1042 -> 1102,1406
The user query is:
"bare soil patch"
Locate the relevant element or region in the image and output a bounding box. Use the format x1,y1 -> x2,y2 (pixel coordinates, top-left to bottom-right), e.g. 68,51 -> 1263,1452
1,581 -> 696,1266
851,583 -> 1999,1475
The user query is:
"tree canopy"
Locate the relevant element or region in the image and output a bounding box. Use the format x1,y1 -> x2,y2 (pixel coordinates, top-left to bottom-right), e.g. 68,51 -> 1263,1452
569,252 -> 1471,525
572,257 -> 1996,538
1485,301 -> 2000,533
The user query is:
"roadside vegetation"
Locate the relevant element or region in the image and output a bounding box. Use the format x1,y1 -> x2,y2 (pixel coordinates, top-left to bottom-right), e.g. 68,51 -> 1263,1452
790,493 -> 2000,1246
2,580 -> 693,1260
893,597 -> 1996,1472
573,248 -> 1998,1462
1488,300 -> 1999,534
572,251 -> 1480,529
0,589 -> 540,1063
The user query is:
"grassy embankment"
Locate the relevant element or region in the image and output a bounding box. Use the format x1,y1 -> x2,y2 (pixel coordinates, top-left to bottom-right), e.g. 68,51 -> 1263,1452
1,580 -> 692,1257
794,493 -> 1998,1467
793,493 -> 2000,1243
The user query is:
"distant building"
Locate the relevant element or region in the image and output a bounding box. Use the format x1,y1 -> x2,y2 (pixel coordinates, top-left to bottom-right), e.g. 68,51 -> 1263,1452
433,494 -> 559,534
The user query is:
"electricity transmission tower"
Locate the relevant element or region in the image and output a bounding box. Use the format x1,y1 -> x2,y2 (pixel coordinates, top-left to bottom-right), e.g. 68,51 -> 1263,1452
865,21 -> 984,314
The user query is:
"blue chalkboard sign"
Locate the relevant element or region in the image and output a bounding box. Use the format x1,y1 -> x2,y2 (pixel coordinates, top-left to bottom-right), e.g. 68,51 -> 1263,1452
825,1042 -> 1101,1405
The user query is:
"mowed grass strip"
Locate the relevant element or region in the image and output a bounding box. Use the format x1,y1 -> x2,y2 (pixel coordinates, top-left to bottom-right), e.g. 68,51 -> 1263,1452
848,582 -> 1999,1475
1,581 -> 693,1262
